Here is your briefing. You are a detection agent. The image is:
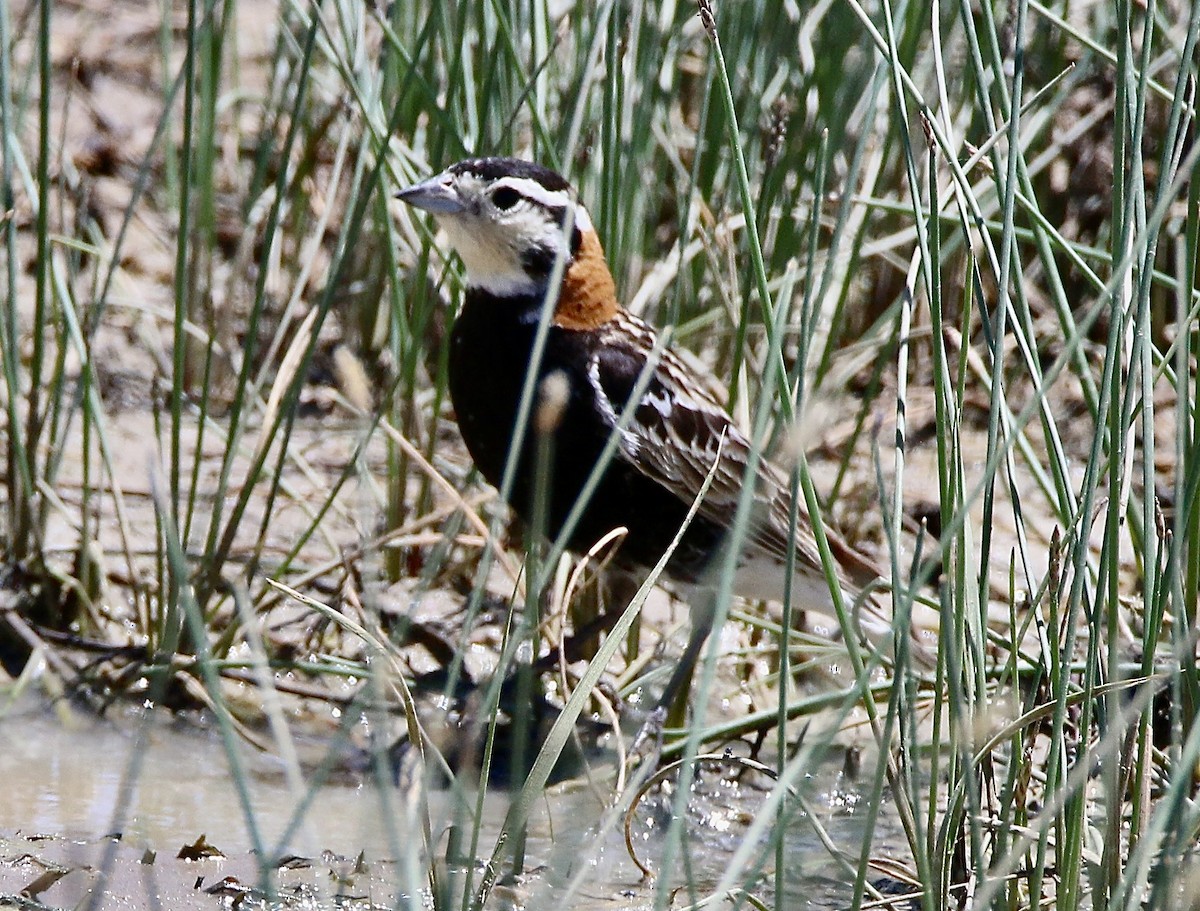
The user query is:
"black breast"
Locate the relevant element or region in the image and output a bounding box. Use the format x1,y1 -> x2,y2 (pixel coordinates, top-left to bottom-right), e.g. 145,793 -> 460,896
448,291 -> 725,581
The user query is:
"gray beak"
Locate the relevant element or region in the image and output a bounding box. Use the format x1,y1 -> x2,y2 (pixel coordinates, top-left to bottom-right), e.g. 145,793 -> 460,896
395,172 -> 467,215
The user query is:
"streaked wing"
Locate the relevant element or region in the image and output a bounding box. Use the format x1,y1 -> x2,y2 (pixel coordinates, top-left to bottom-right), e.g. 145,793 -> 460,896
585,310 -> 912,661
588,312 -> 853,586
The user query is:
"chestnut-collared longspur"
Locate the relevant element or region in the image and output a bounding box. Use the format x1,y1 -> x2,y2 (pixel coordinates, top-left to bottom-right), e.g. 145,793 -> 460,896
398,157 -> 889,710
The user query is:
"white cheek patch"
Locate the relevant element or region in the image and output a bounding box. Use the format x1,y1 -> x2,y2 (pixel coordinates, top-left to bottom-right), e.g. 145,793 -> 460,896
431,173 -> 593,297
439,217 -> 539,296
519,210 -> 569,260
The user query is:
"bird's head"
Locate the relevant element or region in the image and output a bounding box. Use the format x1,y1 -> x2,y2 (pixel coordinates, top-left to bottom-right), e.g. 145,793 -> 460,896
398,157 -> 619,329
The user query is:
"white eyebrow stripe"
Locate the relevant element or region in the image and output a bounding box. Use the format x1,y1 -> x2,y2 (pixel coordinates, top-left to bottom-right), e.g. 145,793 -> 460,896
492,177 -> 573,211
491,176 -> 594,234
573,203 -> 593,233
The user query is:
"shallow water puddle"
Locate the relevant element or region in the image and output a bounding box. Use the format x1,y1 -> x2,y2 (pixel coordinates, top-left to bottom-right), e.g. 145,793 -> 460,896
0,707 -> 905,909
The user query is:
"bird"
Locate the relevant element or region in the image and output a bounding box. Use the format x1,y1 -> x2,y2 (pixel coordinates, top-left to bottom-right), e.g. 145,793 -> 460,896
396,156 -> 892,716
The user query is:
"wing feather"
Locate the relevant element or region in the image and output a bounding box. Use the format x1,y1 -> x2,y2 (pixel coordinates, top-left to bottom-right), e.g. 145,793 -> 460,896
578,310 -> 920,660
587,312 -> 866,583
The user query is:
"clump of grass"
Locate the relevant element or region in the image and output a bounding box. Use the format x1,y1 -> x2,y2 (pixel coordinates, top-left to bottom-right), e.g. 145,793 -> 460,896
0,0 -> 1197,909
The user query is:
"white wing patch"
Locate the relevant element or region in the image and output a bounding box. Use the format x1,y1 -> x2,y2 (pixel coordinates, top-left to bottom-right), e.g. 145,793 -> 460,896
640,384 -> 674,421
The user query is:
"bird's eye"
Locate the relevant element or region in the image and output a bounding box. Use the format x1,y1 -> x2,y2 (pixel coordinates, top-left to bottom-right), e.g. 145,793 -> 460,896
491,186 -> 522,210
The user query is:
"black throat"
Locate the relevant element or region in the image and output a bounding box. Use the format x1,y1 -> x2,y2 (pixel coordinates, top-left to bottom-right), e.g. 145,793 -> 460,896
448,287 -> 556,491
446,285 -> 727,581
